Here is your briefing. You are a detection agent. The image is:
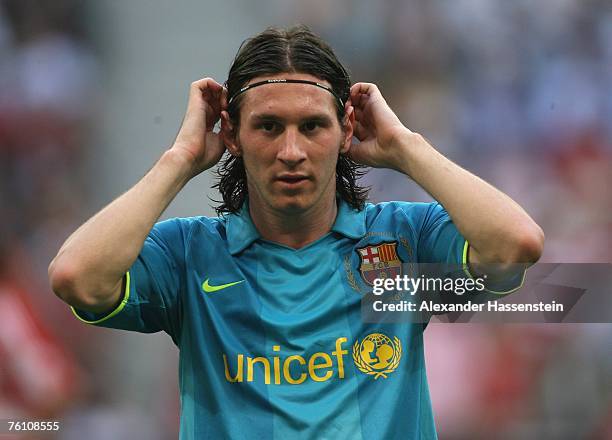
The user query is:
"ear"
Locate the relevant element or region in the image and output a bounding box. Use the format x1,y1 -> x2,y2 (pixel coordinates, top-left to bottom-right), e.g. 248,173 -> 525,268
340,103 -> 354,155
221,111 -> 241,157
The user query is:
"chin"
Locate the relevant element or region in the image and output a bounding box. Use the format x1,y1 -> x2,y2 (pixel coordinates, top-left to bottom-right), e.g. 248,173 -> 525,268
275,201 -> 309,215
272,194 -> 312,214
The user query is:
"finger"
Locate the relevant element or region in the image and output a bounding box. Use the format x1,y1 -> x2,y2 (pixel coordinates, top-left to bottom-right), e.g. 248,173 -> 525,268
192,79 -> 225,126
349,89 -> 363,108
191,77 -> 223,92
190,78 -> 224,112
354,106 -> 374,129
220,87 -> 228,111
350,82 -> 378,96
351,92 -> 371,112
206,105 -> 222,131
189,78 -> 218,102
209,90 -> 222,117
352,120 -> 370,141
350,83 -> 371,101
354,106 -> 366,123
350,83 -> 382,108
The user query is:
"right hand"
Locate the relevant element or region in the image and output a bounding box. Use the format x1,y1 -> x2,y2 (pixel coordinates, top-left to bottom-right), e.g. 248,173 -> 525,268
171,78 -> 228,178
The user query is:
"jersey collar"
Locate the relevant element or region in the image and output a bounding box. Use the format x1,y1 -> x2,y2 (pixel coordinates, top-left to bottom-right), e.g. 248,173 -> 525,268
226,202 -> 260,255
226,199 -> 367,255
330,198 -> 367,239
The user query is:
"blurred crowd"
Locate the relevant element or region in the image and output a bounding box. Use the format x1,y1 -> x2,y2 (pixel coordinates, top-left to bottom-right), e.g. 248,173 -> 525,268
0,0 -> 92,422
284,0 -> 612,438
0,0 -> 610,439
285,1 -> 612,438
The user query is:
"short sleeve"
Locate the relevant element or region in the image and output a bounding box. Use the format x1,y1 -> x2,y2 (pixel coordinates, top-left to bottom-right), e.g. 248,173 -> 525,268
410,202 -> 524,295
71,218 -> 184,343
414,202 -> 466,265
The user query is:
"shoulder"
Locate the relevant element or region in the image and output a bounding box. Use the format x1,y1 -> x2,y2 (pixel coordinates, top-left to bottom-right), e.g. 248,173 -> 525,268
363,200 -> 445,229
150,215 -> 228,248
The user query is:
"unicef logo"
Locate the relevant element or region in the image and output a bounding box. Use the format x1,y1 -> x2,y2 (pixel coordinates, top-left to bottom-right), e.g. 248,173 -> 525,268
352,333 -> 402,379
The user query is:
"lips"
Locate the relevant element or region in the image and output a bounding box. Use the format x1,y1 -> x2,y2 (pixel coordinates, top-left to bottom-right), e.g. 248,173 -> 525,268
276,174 -> 310,184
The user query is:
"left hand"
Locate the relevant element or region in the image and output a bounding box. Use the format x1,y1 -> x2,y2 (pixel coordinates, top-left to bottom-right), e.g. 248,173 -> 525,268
347,82 -> 412,170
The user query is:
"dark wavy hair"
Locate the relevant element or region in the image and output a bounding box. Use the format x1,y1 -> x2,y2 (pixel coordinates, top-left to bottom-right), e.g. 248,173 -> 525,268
213,25 -> 369,215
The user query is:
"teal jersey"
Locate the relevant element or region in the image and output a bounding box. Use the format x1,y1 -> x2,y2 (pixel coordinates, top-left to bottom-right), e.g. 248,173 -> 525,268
72,200 -> 488,439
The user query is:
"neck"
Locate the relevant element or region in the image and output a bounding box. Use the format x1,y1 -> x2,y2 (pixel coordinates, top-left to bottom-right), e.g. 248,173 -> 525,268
248,194 -> 338,249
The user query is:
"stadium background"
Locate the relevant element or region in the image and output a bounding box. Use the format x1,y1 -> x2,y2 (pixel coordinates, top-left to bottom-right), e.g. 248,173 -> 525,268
0,0 -> 610,438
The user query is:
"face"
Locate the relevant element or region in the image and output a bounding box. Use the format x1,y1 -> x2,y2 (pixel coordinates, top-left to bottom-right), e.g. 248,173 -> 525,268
223,73 -> 353,216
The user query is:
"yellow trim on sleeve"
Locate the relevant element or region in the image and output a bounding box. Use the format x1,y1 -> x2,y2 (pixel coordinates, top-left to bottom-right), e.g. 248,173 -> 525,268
462,240 -> 526,295
70,272 -> 131,324
462,240 -> 470,267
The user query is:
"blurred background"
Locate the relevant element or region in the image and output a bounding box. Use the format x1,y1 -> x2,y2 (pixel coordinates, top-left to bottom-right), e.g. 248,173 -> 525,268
0,0 -> 610,439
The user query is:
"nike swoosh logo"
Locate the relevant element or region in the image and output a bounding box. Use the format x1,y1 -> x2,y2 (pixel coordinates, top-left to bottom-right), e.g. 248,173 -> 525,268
202,278 -> 244,293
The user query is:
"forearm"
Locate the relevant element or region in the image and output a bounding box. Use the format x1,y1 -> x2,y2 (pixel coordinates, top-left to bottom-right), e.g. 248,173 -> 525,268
49,149 -> 193,310
394,131 -> 544,264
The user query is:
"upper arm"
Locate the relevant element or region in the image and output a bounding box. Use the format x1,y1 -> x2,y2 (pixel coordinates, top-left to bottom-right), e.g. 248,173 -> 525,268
413,202 -> 466,264
408,202 -> 525,295
70,218 -> 186,342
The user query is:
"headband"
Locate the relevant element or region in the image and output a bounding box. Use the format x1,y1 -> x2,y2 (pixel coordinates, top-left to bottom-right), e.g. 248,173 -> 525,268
227,79 -> 344,108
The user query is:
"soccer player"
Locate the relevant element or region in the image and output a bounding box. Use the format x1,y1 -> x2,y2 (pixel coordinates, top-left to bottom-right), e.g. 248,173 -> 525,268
49,26 -> 544,439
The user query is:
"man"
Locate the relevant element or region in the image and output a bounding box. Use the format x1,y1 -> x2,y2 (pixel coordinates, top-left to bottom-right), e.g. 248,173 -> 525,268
49,26 -> 544,439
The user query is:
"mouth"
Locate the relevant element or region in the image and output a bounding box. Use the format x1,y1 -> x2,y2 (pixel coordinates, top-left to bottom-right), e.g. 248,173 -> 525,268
275,174 -> 311,186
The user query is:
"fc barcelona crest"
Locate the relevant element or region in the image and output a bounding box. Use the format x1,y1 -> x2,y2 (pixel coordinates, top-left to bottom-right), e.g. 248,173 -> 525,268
357,242 -> 403,285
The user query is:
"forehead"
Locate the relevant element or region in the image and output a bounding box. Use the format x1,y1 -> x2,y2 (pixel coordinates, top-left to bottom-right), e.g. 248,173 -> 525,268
239,73 -> 338,119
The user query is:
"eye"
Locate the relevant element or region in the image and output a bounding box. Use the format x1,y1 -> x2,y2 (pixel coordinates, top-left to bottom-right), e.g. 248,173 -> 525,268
261,121 -> 277,132
302,120 -> 320,132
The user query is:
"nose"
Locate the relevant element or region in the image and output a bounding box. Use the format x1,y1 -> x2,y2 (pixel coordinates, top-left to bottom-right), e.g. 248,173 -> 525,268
277,127 -> 306,167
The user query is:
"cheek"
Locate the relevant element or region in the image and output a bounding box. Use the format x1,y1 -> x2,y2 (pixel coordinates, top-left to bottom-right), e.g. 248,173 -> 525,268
316,137 -> 344,166
245,150 -> 275,173
241,148 -> 276,189
239,134 -> 276,166
312,147 -> 341,184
